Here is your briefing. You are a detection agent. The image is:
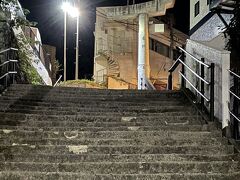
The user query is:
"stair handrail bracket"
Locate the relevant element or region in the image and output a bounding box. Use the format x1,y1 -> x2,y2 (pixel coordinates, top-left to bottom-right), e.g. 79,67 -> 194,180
228,69 -> 240,139
168,46 -> 215,122
0,48 -> 19,90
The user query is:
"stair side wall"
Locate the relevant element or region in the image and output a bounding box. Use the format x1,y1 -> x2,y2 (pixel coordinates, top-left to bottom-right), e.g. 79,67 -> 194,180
186,39 -> 230,128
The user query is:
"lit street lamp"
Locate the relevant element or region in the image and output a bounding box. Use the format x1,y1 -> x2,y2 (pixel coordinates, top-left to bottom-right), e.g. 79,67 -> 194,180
61,2 -> 80,82
70,8 -> 80,80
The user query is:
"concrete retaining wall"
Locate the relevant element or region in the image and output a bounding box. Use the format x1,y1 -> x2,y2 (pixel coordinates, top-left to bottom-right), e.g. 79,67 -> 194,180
186,39 -> 230,128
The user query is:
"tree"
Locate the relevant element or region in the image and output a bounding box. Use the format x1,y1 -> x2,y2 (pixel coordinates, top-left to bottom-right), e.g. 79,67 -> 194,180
225,0 -> 240,68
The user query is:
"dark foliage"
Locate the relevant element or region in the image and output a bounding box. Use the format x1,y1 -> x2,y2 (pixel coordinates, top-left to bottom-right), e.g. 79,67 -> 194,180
225,1 -> 240,66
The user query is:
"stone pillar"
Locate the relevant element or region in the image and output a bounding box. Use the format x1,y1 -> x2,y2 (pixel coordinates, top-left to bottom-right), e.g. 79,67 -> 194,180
138,13 -> 150,90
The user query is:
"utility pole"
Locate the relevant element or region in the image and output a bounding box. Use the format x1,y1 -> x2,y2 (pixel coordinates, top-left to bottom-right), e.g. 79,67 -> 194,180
168,14 -> 174,63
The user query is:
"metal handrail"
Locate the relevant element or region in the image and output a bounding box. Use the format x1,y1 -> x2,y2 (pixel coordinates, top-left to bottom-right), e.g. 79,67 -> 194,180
179,71 -> 210,102
168,46 -> 215,122
178,58 -> 210,85
229,109 -> 240,123
169,55 -> 182,73
0,71 -> 17,80
229,89 -> 240,101
229,69 -> 240,79
178,47 -> 211,68
0,48 -> 18,54
53,75 -> 62,87
0,60 -> 18,67
228,69 -> 240,139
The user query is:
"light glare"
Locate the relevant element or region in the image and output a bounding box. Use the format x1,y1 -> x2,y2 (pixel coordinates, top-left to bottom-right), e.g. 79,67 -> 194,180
61,2 -> 71,12
69,7 -> 79,18
61,2 -> 79,17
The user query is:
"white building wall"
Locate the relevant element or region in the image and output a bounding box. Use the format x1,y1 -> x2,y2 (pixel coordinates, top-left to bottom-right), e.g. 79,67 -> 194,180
13,27 -> 52,86
186,39 -> 230,128
190,0 -> 210,30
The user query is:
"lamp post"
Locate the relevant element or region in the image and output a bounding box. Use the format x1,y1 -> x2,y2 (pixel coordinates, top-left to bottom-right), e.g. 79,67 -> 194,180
75,15 -> 79,80
63,11 -> 67,82
61,2 -> 72,82
61,2 -> 80,81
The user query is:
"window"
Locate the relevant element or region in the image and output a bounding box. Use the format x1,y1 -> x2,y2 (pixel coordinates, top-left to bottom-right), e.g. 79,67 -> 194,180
149,38 -> 170,58
195,1 -> 200,17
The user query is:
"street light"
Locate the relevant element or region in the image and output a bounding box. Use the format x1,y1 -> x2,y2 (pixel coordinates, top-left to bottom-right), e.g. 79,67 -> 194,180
69,7 -> 80,80
61,2 -> 71,82
61,2 -> 80,81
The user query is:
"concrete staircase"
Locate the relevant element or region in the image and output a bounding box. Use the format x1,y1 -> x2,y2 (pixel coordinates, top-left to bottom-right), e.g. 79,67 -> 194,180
0,84 -> 240,179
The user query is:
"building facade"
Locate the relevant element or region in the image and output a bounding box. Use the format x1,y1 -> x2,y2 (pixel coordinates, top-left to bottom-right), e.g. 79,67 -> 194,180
190,0 -> 234,48
94,0 -> 188,90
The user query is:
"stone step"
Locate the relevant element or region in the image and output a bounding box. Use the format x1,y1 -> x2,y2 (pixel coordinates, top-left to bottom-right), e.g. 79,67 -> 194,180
0,119 -> 204,128
0,161 -> 239,174
0,117 -> 204,127
3,90 -> 183,97
0,112 -> 201,121
2,92 -> 182,100
6,104 -> 190,112
3,109 -> 198,116
0,172 -> 239,180
0,145 -> 234,155
2,84 -> 239,179
0,124 -> 213,132
0,136 -> 228,146
0,96 -> 185,104
0,130 -> 221,140
1,153 -> 238,163
0,98 -> 187,107
8,84 -> 181,94
6,105 -> 194,114
2,92 -> 184,99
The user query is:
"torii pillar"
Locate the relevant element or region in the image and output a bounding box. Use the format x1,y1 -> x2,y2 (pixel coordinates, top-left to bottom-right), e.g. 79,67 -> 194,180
138,13 -> 150,90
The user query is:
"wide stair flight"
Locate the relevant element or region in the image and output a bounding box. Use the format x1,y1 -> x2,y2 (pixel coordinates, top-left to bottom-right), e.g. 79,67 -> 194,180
0,84 -> 240,179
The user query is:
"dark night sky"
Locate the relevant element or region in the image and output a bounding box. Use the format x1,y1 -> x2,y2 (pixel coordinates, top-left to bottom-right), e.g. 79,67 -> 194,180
18,0 -> 189,80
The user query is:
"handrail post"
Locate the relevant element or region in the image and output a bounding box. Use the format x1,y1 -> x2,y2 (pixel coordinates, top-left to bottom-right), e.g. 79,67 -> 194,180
201,58 -> 205,111
210,63 -> 215,122
181,45 -> 185,89
233,70 -> 240,139
5,51 -> 9,88
168,72 -> 173,90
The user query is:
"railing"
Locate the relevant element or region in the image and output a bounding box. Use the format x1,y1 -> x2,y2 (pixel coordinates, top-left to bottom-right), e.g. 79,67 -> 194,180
96,68 -> 107,83
0,48 -> 18,90
53,75 -> 62,87
168,46 -> 215,122
228,69 -> 240,140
